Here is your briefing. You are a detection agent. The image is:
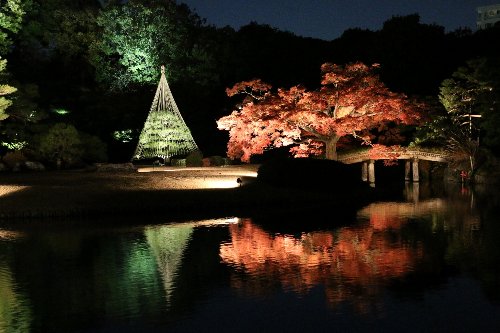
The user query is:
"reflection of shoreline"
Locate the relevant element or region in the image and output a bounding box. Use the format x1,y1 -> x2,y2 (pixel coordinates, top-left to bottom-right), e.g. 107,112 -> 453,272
0,230 -> 25,240
357,199 -> 446,229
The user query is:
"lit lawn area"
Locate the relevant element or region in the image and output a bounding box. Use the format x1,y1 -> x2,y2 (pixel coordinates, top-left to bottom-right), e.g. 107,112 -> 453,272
0,165 -> 372,222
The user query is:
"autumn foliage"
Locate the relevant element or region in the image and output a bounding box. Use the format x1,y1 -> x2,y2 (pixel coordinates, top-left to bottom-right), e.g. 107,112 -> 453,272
217,62 -> 424,162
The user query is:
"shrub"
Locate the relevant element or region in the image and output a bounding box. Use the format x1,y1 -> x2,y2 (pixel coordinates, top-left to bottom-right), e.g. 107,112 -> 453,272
2,150 -> 27,169
38,123 -> 83,168
186,150 -> 203,167
80,132 -> 108,163
170,158 -> 186,167
209,155 -> 224,166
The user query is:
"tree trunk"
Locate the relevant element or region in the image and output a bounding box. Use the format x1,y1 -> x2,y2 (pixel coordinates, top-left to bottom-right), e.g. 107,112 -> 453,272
325,136 -> 340,160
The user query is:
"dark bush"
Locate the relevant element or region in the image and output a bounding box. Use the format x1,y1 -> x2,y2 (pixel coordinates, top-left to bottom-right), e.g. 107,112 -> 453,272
2,150 -> 27,169
257,158 -> 369,192
209,155 -> 224,166
80,132 -> 108,163
186,150 -> 203,167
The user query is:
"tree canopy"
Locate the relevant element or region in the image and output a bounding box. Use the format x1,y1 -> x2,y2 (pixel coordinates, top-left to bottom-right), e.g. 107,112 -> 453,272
0,0 -> 29,122
0,0 -> 29,54
217,62 -> 423,162
91,0 -> 217,90
413,57 -> 500,172
2,2 -> 500,165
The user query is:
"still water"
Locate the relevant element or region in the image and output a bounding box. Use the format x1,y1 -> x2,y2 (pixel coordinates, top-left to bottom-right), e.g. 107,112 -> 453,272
1,184 -> 500,332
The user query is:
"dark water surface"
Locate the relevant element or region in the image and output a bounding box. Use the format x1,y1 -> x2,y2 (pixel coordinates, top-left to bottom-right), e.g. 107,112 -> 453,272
1,183 -> 500,332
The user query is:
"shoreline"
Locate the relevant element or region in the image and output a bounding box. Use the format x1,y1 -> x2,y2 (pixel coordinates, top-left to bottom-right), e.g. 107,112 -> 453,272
0,166 -> 374,225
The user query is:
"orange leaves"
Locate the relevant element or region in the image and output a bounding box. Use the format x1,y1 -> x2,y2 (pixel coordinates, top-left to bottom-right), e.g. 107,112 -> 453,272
320,62 -> 379,86
369,144 -> 403,165
218,62 -> 426,161
225,79 -> 272,98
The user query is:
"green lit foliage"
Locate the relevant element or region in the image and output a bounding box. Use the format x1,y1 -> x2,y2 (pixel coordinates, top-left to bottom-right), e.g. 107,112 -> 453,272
0,83 -> 46,157
17,0 -> 99,62
113,129 -> 136,143
37,122 -> 107,168
4,83 -> 43,125
413,58 -> 500,173
38,123 -> 82,168
0,0 -> 29,122
0,57 -> 15,121
1,139 -> 26,150
91,0 -> 216,90
52,108 -> 70,115
473,58 -> 500,153
0,0 -> 29,54
438,58 -> 500,171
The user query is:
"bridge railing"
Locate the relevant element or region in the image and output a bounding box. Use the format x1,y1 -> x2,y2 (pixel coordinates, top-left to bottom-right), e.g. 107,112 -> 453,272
337,147 -> 450,164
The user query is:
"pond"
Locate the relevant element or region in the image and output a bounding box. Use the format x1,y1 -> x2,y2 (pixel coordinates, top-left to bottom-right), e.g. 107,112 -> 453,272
1,183 -> 500,332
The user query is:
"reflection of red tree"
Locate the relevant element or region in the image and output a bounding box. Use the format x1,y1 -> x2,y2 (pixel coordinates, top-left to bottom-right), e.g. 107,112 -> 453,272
220,218 -> 421,309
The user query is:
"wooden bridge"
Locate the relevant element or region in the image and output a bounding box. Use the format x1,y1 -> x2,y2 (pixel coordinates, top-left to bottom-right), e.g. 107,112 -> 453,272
337,148 -> 450,183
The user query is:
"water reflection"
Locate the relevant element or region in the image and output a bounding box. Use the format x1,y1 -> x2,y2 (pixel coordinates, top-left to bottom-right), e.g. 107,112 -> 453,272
357,198 -> 446,229
219,184 -> 494,316
0,218 -> 239,332
145,225 -> 193,304
0,261 -> 31,333
220,216 -> 423,310
0,187 -> 498,331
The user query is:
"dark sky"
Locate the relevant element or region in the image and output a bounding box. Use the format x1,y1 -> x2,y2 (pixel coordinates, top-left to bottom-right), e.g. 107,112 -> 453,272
180,0 -> 500,40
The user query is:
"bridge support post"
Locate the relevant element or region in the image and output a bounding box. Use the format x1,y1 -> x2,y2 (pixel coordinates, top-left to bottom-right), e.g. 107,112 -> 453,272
413,182 -> 420,202
412,159 -> 419,182
361,161 -> 368,182
404,182 -> 420,202
405,160 -> 411,181
368,160 -> 375,184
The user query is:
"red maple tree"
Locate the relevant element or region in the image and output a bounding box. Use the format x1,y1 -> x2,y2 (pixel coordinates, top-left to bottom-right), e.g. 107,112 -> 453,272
217,62 -> 424,162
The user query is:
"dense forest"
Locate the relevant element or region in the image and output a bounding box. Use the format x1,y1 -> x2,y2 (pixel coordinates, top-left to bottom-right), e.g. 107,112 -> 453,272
1,0 -> 499,171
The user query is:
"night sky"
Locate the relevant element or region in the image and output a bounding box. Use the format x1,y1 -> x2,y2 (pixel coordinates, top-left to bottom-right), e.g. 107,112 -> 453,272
180,0 -> 500,40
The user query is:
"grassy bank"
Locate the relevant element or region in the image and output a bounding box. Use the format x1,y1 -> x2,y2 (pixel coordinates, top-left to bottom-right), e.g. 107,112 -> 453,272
0,166 -> 375,225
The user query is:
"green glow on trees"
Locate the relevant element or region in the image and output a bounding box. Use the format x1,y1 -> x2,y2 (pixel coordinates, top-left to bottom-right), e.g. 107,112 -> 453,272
113,129 -> 135,143
93,1 -> 191,89
38,123 -> 83,168
91,0 -> 218,90
37,123 -> 107,167
0,58 -> 16,121
0,0 -> 29,122
51,108 -> 70,115
0,0 -> 28,54
1,139 -> 26,150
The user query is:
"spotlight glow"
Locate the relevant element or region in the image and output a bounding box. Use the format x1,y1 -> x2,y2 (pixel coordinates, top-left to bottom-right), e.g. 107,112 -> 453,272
0,230 -> 25,240
136,166 -> 258,189
0,185 -> 29,197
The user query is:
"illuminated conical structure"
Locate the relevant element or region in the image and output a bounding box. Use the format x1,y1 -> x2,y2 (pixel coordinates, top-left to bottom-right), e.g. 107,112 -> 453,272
133,66 -> 198,161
